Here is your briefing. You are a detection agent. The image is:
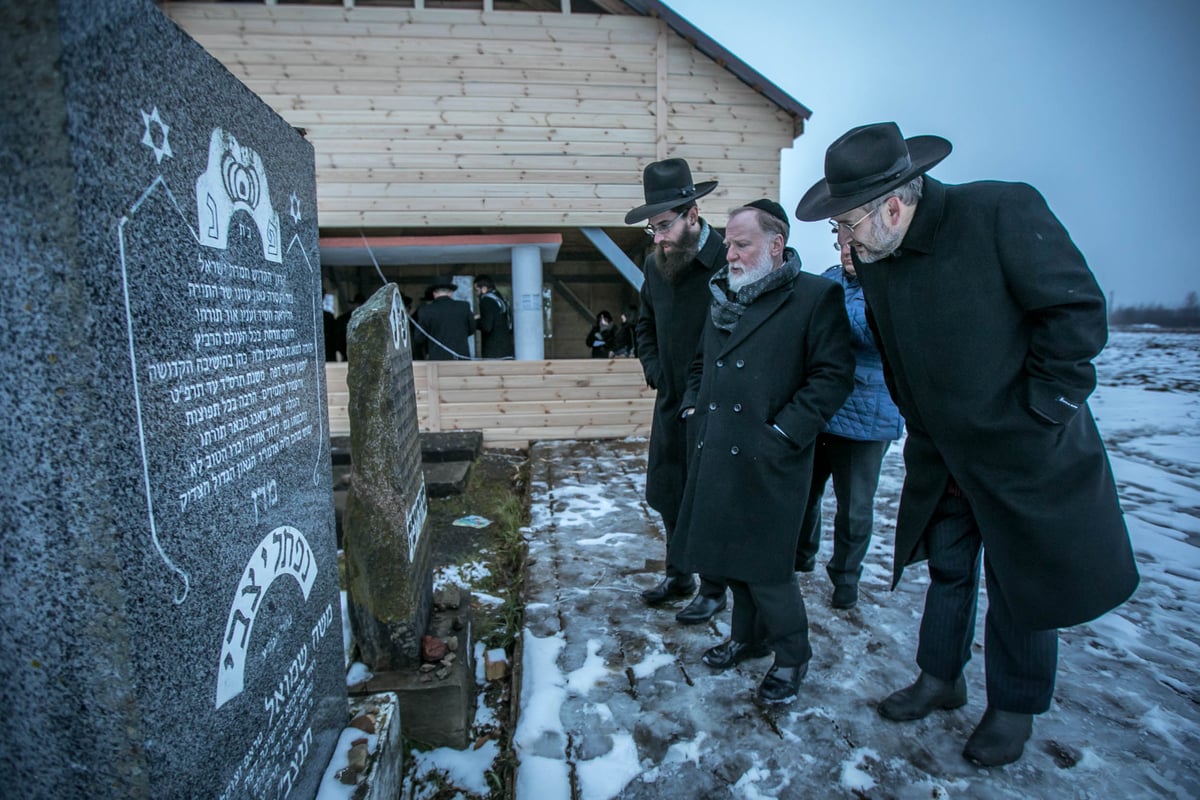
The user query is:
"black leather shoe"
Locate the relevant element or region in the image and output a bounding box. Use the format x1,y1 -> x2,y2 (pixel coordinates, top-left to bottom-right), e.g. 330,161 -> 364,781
675,592 -> 727,624
879,671 -> 967,721
962,707 -> 1033,767
640,576 -> 696,606
702,639 -> 771,670
755,661 -> 808,706
831,584 -> 858,609
795,555 -> 816,573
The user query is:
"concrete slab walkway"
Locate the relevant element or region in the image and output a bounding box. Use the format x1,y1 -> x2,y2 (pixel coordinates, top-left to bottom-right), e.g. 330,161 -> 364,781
512,438 -> 1200,800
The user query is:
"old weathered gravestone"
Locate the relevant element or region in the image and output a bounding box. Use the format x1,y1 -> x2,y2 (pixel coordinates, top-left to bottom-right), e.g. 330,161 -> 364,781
342,284 -> 433,670
1,2 -> 345,798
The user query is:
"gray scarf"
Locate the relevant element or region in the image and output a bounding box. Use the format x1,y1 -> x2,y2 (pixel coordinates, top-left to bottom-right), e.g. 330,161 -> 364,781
709,250 -> 801,332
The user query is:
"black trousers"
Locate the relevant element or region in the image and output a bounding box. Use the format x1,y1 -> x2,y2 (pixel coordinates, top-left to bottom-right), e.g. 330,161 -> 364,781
664,517 -> 727,597
728,577 -> 812,667
797,434 -> 890,586
915,490 -> 1058,713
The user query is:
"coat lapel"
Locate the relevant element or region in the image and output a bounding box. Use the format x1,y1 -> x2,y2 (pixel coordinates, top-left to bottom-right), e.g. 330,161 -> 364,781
696,223 -> 727,271
716,281 -> 792,357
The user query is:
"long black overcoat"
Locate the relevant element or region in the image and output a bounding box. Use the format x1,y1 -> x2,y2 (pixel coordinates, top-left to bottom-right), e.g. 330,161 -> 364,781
673,269 -> 854,584
477,292 -> 513,358
414,296 -> 475,360
856,177 -> 1138,630
635,227 -> 726,523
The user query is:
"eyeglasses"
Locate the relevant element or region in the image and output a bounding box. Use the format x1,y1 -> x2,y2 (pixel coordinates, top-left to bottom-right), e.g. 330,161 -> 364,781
645,212 -> 686,238
828,207 -> 877,249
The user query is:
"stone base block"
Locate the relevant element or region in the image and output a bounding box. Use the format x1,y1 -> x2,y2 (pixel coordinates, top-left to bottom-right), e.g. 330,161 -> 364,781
420,430 -> 483,463
352,591 -> 476,749
422,459 -> 473,497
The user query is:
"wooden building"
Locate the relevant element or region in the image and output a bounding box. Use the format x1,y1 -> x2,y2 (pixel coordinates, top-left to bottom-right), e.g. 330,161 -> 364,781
161,0 -> 811,360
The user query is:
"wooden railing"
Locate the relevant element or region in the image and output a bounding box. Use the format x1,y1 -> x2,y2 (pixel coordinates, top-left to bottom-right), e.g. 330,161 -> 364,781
325,359 -> 654,449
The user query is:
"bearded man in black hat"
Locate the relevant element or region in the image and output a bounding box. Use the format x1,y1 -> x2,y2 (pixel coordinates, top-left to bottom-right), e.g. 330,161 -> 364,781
796,122 -> 1138,766
626,158 -> 730,625
473,275 -> 514,359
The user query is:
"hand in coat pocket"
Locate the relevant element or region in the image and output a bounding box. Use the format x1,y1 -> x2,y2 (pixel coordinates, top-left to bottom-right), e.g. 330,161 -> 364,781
767,422 -> 800,450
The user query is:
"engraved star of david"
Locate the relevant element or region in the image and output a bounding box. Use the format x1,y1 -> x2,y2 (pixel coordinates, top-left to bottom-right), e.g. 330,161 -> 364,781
140,106 -> 172,164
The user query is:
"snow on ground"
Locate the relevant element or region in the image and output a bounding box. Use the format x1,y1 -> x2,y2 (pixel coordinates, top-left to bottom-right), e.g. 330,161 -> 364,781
434,560 -> 494,590
411,328 -> 1200,798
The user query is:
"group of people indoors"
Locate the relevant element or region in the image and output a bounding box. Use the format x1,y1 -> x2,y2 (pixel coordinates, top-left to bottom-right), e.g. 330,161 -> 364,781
405,275 -> 514,361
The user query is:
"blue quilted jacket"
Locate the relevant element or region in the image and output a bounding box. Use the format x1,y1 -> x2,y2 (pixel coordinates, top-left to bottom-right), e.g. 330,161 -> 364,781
821,265 -> 905,442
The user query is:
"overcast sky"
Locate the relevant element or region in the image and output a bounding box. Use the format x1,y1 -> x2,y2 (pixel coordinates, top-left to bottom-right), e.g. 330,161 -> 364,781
663,0 -> 1199,309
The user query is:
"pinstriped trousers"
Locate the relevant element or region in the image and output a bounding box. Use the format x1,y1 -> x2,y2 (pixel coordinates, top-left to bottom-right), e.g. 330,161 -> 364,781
915,491 -> 1058,713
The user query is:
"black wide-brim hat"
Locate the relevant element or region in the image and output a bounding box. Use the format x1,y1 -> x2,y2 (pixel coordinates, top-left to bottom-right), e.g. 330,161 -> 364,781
795,122 -> 952,221
625,158 -> 719,224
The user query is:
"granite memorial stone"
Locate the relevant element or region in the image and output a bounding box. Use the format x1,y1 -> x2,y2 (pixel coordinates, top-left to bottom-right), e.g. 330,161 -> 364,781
342,284 -> 433,670
1,2 -> 346,797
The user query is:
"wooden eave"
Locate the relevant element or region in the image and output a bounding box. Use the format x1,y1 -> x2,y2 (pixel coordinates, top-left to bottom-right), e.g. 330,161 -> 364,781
170,0 -> 811,137
620,0 -> 811,138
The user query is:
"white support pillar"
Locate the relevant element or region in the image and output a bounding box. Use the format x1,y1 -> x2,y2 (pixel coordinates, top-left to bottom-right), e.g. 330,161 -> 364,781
511,244 -> 544,360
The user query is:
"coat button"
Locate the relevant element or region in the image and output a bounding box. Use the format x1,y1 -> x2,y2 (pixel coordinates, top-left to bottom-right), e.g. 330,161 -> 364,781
709,402 -> 717,411
730,446 -> 740,455
735,359 -> 745,368
716,359 -> 724,368
697,440 -> 703,449
733,403 -> 742,412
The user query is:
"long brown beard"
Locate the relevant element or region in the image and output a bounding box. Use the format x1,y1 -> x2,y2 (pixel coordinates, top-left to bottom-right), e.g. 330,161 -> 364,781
654,223 -> 701,284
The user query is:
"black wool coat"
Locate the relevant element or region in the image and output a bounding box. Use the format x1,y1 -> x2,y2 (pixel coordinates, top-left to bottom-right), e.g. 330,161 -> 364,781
414,296 -> 475,360
477,292 -> 513,358
856,177 -> 1138,630
673,270 -> 854,584
634,226 -> 726,523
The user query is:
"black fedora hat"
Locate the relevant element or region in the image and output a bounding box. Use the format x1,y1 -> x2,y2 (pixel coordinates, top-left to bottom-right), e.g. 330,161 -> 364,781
795,122 -> 952,221
625,158 -> 719,224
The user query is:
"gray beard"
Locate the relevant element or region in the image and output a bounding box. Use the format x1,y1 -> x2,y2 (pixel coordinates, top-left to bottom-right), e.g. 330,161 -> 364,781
654,224 -> 701,284
727,249 -> 776,293
855,213 -> 905,263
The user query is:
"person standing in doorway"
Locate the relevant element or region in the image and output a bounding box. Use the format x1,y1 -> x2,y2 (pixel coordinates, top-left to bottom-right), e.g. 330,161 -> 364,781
586,310 -> 615,358
474,275 -> 514,359
609,304 -> 639,358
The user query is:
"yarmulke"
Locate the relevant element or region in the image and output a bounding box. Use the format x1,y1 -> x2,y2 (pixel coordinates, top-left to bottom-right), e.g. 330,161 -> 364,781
745,198 -> 790,228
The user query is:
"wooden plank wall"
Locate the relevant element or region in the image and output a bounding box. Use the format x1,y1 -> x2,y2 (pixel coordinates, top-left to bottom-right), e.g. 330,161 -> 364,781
163,4 -> 798,230
325,358 -> 654,448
